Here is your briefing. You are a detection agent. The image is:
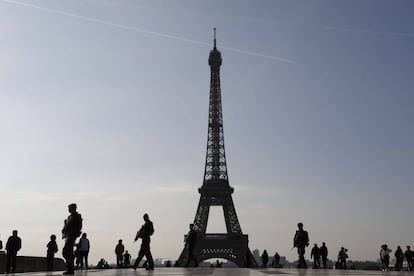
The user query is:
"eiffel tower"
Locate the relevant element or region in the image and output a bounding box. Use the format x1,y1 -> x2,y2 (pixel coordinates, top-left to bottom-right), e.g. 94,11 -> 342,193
177,29 -> 257,268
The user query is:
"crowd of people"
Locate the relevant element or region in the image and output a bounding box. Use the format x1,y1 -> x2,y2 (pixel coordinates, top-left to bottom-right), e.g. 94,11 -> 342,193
259,222 -> 414,271
1,203 -> 154,274
2,209 -> 413,273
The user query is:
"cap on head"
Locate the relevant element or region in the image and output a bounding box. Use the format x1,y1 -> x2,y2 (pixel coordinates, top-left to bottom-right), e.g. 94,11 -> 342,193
68,203 -> 77,210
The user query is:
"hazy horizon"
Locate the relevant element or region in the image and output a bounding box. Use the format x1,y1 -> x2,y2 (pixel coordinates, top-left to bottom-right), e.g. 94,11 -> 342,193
1,0 -> 413,265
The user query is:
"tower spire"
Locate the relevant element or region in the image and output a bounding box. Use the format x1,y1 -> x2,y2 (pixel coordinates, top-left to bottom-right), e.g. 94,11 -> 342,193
213,27 -> 217,48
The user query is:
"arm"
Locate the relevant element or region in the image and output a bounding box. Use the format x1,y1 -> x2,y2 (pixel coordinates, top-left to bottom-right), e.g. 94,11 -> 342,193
17,237 -> 22,251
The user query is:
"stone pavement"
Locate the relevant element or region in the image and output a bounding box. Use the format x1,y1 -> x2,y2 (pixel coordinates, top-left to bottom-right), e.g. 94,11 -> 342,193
13,268 -> 414,276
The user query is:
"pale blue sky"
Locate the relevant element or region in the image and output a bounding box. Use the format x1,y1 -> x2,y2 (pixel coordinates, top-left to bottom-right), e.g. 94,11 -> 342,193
1,0 -> 413,265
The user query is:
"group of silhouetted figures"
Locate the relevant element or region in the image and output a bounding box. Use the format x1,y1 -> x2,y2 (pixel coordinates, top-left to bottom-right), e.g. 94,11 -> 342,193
59,204 -> 155,274
260,250 -> 282,268
3,214 -> 414,273
1,203 -> 155,274
259,222 -> 414,271
379,244 -> 414,271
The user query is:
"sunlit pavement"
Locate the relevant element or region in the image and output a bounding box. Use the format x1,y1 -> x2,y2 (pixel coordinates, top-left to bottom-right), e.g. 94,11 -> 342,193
14,268 -> 414,276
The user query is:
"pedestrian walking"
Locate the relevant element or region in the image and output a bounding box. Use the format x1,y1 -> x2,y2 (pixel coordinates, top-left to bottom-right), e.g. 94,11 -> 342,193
132,213 -> 154,270
293,222 -> 309,268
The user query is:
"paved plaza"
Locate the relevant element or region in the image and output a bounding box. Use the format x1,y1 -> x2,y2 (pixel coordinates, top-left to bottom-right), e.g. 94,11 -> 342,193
15,268 -> 414,276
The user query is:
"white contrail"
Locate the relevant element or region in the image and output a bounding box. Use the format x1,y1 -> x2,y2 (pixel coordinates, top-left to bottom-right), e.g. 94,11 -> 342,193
1,0 -> 296,64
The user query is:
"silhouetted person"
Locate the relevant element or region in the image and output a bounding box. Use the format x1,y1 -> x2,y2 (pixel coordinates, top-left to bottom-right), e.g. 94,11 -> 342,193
395,246 -> 404,271
261,250 -> 269,268
215,260 -> 222,267
79,233 -> 90,269
46,234 -> 58,271
337,247 -> 348,269
133,213 -> 154,270
123,250 -> 131,267
97,258 -> 105,269
320,242 -> 328,269
115,239 -> 125,267
293,222 -> 309,268
62,203 -> 83,274
311,244 -> 321,268
380,244 -> 392,271
184,223 -> 198,267
405,246 -> 413,271
5,230 -> 21,273
273,252 -> 281,268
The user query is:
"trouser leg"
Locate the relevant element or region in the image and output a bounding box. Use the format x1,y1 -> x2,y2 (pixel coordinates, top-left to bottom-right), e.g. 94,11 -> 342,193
63,237 -> 76,272
146,249 -> 154,269
133,248 -> 145,268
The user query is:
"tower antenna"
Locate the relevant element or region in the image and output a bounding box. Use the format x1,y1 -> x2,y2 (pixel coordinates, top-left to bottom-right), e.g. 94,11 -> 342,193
213,28 -> 217,48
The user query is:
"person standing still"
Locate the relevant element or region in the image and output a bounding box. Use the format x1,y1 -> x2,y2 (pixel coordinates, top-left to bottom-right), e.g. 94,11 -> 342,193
115,239 -> 125,268
405,246 -> 413,271
5,230 -> 22,273
395,246 -> 404,271
261,250 -> 269,268
337,247 -> 348,269
184,223 -> 198,267
379,244 -> 392,271
46,234 -> 58,271
78,233 -> 90,269
273,252 -> 281,268
320,242 -> 328,269
293,222 -> 309,268
62,203 -> 83,274
133,213 -> 154,270
311,244 -> 321,269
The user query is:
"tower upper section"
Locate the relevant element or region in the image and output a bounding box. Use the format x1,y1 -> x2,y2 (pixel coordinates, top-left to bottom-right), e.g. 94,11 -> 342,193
208,28 -> 222,70
201,29 -> 231,192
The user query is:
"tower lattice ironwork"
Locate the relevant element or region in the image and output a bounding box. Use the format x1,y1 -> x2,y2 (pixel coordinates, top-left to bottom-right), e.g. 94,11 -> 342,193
177,29 -> 257,268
